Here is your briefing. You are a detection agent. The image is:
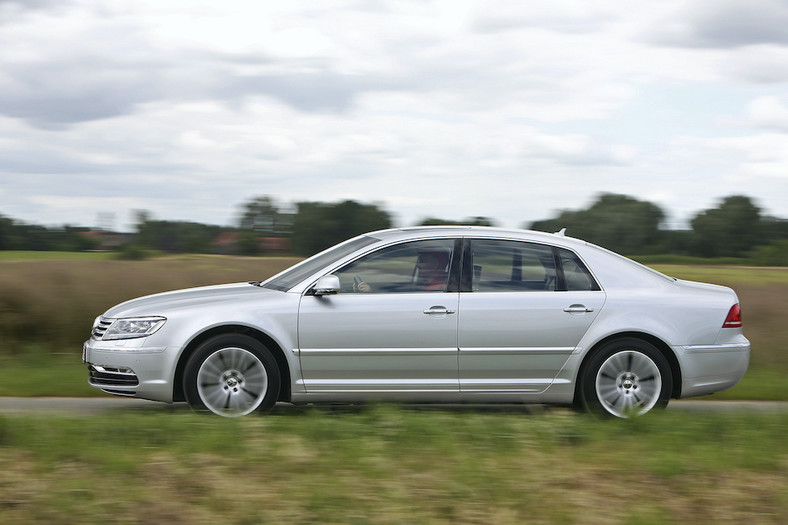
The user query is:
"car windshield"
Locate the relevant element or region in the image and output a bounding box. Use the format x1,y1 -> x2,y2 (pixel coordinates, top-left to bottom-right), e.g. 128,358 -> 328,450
260,235 -> 380,292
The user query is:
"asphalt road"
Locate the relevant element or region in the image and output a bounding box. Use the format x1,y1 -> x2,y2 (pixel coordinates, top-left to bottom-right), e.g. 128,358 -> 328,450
0,397 -> 786,416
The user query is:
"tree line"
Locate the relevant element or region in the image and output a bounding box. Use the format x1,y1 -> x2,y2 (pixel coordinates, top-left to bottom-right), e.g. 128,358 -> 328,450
1,193 -> 787,263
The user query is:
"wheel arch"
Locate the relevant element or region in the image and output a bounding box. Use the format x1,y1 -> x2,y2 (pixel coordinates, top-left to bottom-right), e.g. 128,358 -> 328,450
173,325 -> 292,403
573,331 -> 682,403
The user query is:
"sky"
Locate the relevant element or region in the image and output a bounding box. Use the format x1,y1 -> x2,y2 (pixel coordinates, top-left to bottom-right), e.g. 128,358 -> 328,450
1,0 -> 787,232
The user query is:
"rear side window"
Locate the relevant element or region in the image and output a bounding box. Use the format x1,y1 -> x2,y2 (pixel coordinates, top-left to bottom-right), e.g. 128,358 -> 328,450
470,239 -> 557,292
558,248 -> 600,291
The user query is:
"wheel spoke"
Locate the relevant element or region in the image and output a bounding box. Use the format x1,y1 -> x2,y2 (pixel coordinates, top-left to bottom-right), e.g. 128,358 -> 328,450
241,387 -> 261,398
595,350 -> 662,418
606,394 -> 621,408
196,346 -> 269,417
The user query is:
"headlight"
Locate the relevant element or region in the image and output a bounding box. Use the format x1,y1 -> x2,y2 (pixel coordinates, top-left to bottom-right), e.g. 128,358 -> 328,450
102,317 -> 166,340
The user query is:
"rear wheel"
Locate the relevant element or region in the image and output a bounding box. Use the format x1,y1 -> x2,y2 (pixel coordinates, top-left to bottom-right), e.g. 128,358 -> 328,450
581,338 -> 671,418
184,334 -> 280,417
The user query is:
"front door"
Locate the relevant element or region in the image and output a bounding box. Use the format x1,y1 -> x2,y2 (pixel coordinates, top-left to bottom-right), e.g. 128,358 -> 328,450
298,238 -> 460,394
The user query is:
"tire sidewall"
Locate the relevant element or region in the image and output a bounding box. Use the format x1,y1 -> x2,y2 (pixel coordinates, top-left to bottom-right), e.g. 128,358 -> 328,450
581,337 -> 672,418
184,334 -> 281,415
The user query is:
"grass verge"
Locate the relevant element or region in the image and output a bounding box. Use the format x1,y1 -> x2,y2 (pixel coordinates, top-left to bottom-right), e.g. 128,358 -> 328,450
0,407 -> 785,524
0,354 -> 100,397
709,368 -> 788,401
0,354 -> 783,401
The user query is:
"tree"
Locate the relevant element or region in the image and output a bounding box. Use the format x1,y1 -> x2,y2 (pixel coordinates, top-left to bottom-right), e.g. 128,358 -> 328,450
418,216 -> 497,226
529,193 -> 665,255
0,214 -> 15,250
292,200 -> 392,256
238,196 -> 292,237
689,195 -> 763,257
136,219 -> 223,253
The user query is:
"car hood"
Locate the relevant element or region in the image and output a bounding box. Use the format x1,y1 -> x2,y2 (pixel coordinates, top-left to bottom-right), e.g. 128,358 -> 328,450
103,283 -> 281,318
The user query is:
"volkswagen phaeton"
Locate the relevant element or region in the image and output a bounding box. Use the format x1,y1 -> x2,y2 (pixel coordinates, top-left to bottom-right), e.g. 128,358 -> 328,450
83,227 -> 749,418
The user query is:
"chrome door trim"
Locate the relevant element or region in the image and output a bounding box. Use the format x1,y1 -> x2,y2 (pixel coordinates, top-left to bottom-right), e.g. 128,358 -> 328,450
298,348 -> 458,356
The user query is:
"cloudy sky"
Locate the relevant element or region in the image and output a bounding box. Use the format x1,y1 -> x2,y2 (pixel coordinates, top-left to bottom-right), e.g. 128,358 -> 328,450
1,0 -> 787,232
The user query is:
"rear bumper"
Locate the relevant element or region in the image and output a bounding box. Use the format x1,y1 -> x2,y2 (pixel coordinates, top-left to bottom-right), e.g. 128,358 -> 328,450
675,340 -> 750,398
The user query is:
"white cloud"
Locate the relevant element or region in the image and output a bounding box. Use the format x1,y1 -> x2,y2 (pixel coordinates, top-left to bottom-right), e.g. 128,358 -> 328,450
0,0 -> 787,232
746,96 -> 788,131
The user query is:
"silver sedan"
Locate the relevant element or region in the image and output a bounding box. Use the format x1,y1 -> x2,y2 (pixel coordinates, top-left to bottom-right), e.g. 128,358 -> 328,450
83,227 -> 749,418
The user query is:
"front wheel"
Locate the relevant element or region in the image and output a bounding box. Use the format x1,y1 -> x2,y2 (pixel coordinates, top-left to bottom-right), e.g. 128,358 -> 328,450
184,334 -> 280,417
581,338 -> 672,418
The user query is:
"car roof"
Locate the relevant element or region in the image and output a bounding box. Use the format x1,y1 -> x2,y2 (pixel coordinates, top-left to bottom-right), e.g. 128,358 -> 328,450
364,225 -> 589,249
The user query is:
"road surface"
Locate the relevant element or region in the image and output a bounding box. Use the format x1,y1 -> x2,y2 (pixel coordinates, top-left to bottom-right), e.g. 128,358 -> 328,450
0,397 -> 785,415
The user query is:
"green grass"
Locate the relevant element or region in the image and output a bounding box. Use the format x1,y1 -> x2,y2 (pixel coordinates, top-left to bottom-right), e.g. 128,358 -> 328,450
0,354 -> 100,397
635,254 -> 748,266
651,264 -> 788,285
0,407 -> 785,523
709,368 -> 788,401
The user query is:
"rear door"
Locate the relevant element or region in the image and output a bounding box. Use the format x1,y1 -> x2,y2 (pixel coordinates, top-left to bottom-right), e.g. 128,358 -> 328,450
458,238 -> 605,393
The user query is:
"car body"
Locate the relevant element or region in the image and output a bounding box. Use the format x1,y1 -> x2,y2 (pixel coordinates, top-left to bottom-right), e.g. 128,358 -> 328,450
83,226 -> 749,418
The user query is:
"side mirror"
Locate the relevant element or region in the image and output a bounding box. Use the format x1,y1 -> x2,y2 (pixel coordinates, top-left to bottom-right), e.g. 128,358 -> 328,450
312,275 -> 341,296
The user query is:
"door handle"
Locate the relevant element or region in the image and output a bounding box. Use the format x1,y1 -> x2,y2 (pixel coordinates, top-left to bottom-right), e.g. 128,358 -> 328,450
563,304 -> 594,313
423,306 -> 456,315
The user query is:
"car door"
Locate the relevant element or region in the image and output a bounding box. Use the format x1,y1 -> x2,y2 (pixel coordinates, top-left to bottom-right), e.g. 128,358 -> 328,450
297,238 -> 461,394
458,238 -> 605,393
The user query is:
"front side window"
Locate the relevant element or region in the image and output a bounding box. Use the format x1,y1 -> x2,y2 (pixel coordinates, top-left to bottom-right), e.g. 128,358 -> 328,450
262,235 -> 379,291
470,239 -> 557,292
333,239 -> 455,293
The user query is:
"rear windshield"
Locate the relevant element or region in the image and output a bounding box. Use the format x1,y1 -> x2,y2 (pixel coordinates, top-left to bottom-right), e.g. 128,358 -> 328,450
261,235 -> 379,291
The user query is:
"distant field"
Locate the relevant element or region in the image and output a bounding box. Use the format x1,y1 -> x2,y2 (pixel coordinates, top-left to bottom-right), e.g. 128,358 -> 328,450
0,251 -> 116,261
0,254 -> 783,399
0,408 -> 785,523
0,254 -> 300,355
652,264 -> 788,286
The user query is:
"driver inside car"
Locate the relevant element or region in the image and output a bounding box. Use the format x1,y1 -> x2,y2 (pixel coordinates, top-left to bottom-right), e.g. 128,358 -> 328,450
354,250 -> 449,293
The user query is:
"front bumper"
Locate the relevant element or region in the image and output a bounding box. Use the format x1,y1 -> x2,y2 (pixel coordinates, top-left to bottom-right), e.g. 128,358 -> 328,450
676,339 -> 750,398
83,338 -> 176,403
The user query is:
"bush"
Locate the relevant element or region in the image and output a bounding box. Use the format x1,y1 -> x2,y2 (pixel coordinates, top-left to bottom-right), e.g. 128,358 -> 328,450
748,240 -> 788,266
114,244 -> 149,260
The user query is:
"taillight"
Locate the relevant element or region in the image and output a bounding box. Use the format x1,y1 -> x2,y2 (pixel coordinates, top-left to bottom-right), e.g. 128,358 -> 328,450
723,304 -> 742,328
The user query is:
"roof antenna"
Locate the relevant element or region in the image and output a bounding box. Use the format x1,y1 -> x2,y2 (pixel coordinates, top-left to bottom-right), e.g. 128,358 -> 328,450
555,228 -> 566,237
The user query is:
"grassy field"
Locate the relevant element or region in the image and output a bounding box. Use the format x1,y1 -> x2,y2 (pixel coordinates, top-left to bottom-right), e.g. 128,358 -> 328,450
0,254 -> 300,355
0,251 -> 116,261
1,255 -> 785,523
0,407 -> 786,524
0,254 -> 785,399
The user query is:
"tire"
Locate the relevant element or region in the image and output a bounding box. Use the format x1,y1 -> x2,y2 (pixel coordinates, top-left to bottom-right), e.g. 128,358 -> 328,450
581,338 -> 672,418
184,334 -> 280,417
